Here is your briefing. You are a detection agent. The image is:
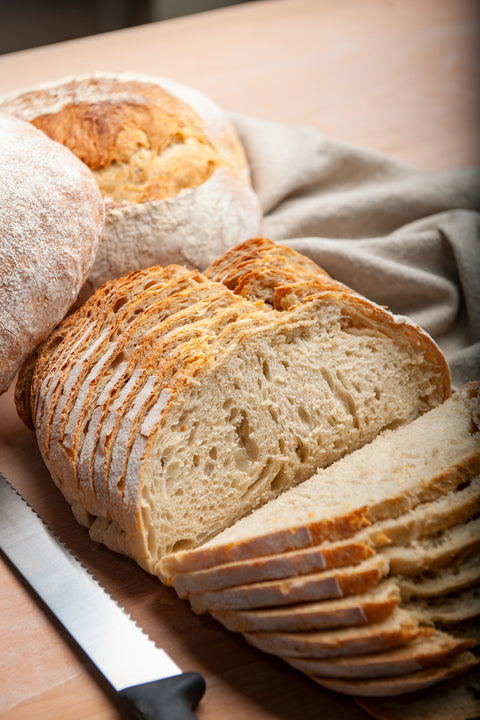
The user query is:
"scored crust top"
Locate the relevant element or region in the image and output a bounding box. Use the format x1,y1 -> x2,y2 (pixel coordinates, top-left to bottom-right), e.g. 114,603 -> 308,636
0,72 -> 252,206
0,73 -> 263,291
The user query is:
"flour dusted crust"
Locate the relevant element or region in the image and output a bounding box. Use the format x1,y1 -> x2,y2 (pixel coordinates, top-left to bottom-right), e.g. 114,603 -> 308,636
0,72 -> 262,301
0,112 -> 104,395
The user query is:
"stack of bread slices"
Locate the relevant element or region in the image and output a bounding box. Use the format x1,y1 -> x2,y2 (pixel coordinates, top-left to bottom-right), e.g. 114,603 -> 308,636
160,381 -> 480,715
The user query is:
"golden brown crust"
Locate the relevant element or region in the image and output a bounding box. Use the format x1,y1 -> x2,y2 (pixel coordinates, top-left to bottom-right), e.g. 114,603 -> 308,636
204,236 -> 331,287
2,75 -> 251,206
32,94 -> 224,203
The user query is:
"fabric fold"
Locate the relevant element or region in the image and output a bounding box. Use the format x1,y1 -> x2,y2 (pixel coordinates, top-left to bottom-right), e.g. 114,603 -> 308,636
231,113 -> 480,387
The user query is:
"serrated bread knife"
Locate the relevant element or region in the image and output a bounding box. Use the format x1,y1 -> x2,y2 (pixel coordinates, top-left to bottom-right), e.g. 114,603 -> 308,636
0,473 -> 206,719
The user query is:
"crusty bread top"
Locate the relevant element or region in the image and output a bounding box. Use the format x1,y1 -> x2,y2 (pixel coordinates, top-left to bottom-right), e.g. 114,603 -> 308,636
0,73 -> 262,294
0,112 -> 104,395
0,72 -> 252,206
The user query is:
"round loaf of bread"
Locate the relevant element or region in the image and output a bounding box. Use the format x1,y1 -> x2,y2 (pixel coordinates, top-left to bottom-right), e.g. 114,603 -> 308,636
0,72 -> 262,303
0,112 -> 104,395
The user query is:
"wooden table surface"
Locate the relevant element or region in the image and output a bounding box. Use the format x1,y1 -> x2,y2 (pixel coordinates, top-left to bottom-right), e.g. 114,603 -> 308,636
1,1 -> 479,718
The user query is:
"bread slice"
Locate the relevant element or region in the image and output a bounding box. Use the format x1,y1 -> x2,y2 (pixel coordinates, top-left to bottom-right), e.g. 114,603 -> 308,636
366,476 -> 479,549
355,668 -> 480,720
160,383 -> 479,581
211,581 -> 400,633
172,539 -> 375,596
380,517 -> 480,575
311,650 -> 477,696
244,608 -> 424,659
170,477 -> 479,595
188,554 -> 389,613
408,584 -> 480,625
398,555 -> 480,600
23,238 -> 451,574
285,630 -> 474,679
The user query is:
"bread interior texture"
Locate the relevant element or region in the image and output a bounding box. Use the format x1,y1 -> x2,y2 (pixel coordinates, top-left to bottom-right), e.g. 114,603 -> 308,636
83,295 -> 441,574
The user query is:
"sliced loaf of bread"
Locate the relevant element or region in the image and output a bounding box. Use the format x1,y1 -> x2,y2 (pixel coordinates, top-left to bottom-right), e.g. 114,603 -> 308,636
162,382 -> 479,703
18,238 -> 451,575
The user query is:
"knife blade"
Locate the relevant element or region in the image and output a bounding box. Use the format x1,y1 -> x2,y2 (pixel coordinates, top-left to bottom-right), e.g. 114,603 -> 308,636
0,473 -> 206,719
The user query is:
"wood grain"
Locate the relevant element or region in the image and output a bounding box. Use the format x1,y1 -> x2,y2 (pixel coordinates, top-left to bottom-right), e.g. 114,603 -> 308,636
0,1 -> 479,717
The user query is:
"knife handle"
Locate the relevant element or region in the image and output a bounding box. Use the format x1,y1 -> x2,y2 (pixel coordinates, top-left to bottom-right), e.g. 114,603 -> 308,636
119,672 -> 206,719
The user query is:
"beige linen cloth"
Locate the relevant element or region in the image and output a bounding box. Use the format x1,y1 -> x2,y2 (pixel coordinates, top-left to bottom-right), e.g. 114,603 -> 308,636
232,114 -> 480,389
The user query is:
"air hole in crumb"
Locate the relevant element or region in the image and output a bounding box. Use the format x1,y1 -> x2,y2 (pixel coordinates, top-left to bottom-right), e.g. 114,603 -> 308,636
268,406 -> 279,422
295,438 -> 309,462
270,466 -> 291,493
298,407 -> 310,424
112,296 -> 128,313
262,359 -> 272,380
110,351 -> 126,370
209,447 -> 217,460
383,418 -> 405,432
234,413 -> 259,461
222,397 -> 233,411
192,454 -> 200,468
171,538 -> 196,553
469,418 -> 479,435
